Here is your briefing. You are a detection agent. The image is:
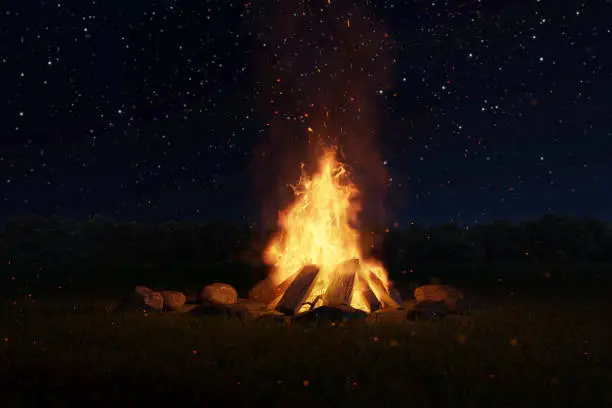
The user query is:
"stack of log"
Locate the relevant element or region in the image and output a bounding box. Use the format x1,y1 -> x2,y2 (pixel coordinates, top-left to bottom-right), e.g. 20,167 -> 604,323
249,258 -> 403,317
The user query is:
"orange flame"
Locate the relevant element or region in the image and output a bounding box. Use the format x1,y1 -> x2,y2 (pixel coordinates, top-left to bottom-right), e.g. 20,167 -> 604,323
264,147 -> 390,313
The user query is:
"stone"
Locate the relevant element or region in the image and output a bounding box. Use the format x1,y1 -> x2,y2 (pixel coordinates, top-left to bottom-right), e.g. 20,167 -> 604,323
135,285 -> 153,297
406,300 -> 450,320
414,285 -> 463,308
132,286 -> 164,311
198,283 -> 238,305
160,291 -> 187,311
143,291 -> 164,311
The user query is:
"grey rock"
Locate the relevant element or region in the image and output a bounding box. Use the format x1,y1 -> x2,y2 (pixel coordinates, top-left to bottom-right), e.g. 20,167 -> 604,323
198,283 -> 238,305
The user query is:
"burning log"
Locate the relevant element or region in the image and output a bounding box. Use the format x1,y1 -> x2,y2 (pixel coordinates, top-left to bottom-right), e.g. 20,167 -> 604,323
323,259 -> 358,308
258,148 -> 401,316
275,265 -> 320,316
356,270 -> 382,312
367,272 -> 401,310
261,260 -> 403,315
253,275 -> 296,306
389,286 -> 404,307
248,278 -> 277,304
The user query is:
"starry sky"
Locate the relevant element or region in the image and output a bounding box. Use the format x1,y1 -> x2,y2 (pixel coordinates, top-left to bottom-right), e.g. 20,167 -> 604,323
1,0 -> 610,226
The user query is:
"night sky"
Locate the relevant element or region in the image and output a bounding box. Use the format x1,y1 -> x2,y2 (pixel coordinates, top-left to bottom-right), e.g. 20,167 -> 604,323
1,0 -> 610,226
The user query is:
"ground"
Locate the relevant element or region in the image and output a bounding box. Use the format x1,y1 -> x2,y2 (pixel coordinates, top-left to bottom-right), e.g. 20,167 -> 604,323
1,290 -> 611,407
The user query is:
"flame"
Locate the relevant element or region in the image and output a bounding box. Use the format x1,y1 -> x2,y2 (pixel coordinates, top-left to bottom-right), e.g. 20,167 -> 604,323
264,147 -> 390,313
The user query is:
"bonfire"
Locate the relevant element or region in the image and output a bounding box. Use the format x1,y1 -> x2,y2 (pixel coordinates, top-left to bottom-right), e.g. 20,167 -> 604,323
262,147 -> 400,315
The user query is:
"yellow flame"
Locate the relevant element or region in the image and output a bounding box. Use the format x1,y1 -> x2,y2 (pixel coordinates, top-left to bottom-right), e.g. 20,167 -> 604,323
264,147 -> 389,312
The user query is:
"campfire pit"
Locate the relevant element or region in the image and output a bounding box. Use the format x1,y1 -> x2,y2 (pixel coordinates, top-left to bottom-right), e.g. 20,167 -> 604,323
259,147 -> 401,316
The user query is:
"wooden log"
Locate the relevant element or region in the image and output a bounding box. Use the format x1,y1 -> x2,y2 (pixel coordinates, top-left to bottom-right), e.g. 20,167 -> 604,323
368,272 -> 401,309
275,265 -> 320,315
356,269 -> 382,312
249,276 -> 297,305
389,286 -> 404,308
272,274 -> 296,299
248,278 -> 276,304
323,259 -> 358,308
264,271 -> 301,310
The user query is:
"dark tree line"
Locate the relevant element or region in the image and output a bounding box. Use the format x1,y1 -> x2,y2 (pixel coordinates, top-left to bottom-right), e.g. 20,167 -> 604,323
0,213 -> 611,294
381,215 -> 612,267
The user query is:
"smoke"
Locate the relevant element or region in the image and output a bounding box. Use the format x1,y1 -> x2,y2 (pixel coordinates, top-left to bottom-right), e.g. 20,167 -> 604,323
250,0 -> 395,230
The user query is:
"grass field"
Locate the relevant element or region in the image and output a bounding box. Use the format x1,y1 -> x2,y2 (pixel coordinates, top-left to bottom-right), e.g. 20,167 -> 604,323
1,291 -> 611,408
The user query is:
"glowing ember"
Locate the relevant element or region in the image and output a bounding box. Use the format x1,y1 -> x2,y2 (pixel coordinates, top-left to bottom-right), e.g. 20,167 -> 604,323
263,147 -> 394,313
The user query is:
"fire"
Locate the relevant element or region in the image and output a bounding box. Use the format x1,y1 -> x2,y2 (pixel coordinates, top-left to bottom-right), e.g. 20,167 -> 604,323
263,147 -> 391,313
